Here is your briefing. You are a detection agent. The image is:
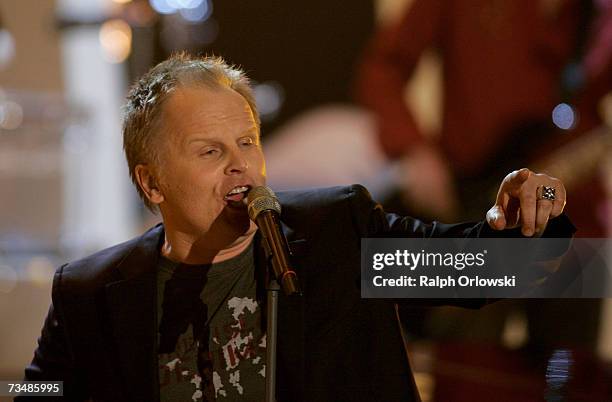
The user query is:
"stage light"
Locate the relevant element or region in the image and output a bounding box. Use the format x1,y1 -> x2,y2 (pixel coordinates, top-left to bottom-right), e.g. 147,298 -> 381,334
99,19 -> 132,63
552,102 -> 577,130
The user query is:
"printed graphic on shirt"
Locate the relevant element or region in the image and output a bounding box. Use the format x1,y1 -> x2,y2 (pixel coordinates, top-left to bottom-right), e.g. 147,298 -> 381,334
157,241 -> 265,401
159,324 -> 213,401
209,296 -> 266,400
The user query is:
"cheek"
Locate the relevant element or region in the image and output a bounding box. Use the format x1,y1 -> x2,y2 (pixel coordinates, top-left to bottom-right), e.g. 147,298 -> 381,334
168,181 -> 223,217
160,165 -> 219,202
252,150 -> 267,176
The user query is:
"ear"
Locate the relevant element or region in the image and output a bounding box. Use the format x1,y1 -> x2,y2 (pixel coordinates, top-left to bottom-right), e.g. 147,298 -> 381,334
135,164 -> 165,205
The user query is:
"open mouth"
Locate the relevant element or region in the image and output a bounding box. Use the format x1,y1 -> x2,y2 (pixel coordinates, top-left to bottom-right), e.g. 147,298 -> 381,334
224,185 -> 251,203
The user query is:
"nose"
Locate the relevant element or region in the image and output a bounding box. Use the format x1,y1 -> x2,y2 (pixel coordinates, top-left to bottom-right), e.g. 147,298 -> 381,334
224,148 -> 248,175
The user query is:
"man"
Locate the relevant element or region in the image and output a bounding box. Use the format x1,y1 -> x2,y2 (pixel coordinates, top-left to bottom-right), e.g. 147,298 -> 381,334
19,54 -> 573,402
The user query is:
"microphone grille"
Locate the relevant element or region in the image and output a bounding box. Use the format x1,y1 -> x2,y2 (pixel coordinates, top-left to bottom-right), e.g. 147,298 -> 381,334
248,185 -> 276,201
248,186 -> 281,220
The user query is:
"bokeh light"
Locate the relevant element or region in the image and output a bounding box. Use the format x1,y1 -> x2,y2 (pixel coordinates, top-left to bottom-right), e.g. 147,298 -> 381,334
254,82 -> 285,122
0,264 -> 18,294
150,0 -> 212,22
169,0 -> 204,9
0,29 -> 16,69
599,92 -> 612,128
552,103 -> 577,130
179,0 -> 212,23
149,0 -> 178,15
99,19 -> 133,63
0,100 -> 24,130
546,349 -> 573,391
25,257 -> 55,287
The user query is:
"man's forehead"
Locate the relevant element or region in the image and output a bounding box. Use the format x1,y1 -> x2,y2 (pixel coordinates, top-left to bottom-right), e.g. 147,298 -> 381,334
167,84 -> 253,116
168,84 -> 240,106
160,85 -> 259,139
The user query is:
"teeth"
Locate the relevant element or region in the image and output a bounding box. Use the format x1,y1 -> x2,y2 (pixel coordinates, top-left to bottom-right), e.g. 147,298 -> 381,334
227,186 -> 249,196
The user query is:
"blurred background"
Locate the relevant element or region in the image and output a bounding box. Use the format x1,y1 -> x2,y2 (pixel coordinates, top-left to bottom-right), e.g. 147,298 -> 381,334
0,0 -> 610,400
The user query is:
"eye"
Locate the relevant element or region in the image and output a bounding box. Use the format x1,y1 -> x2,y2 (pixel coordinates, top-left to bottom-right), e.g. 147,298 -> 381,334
199,147 -> 220,158
239,137 -> 255,147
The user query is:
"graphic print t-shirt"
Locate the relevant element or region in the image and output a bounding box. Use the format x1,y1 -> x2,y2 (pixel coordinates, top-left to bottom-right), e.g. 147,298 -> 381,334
157,243 -> 266,401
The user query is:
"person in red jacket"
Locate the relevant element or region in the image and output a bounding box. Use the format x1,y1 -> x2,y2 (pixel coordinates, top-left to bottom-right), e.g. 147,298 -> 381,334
355,1 -> 611,397
355,0 -> 610,234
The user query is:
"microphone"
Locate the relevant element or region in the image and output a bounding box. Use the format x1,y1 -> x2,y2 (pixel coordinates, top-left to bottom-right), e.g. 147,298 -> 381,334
247,186 -> 301,296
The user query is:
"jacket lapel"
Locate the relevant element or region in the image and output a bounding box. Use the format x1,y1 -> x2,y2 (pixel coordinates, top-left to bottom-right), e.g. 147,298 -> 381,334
104,224 -> 164,402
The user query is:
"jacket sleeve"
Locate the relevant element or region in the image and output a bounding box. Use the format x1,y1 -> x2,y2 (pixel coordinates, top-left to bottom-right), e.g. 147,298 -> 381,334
347,183 -> 575,240
16,265 -> 90,402
346,183 -> 494,239
347,184 -> 577,306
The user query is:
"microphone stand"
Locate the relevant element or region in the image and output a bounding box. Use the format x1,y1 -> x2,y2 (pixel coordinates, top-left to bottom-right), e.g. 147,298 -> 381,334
259,213 -> 301,402
265,277 -> 280,402
248,186 -> 300,402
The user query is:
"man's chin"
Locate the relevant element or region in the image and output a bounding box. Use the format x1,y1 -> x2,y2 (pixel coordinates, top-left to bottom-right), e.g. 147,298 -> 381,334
223,209 -> 251,237
222,201 -> 250,227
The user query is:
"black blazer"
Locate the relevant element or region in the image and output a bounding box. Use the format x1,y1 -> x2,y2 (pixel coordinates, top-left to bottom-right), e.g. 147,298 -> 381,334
19,185 -> 575,401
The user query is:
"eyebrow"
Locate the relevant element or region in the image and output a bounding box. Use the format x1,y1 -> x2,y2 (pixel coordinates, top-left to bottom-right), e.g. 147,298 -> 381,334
186,127 -> 260,145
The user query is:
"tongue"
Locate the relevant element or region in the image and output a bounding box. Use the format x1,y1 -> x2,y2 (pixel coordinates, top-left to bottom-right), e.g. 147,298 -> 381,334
226,192 -> 245,202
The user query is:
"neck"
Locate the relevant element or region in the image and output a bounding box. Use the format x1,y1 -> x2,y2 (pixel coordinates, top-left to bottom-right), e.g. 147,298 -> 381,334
162,221 -> 257,265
